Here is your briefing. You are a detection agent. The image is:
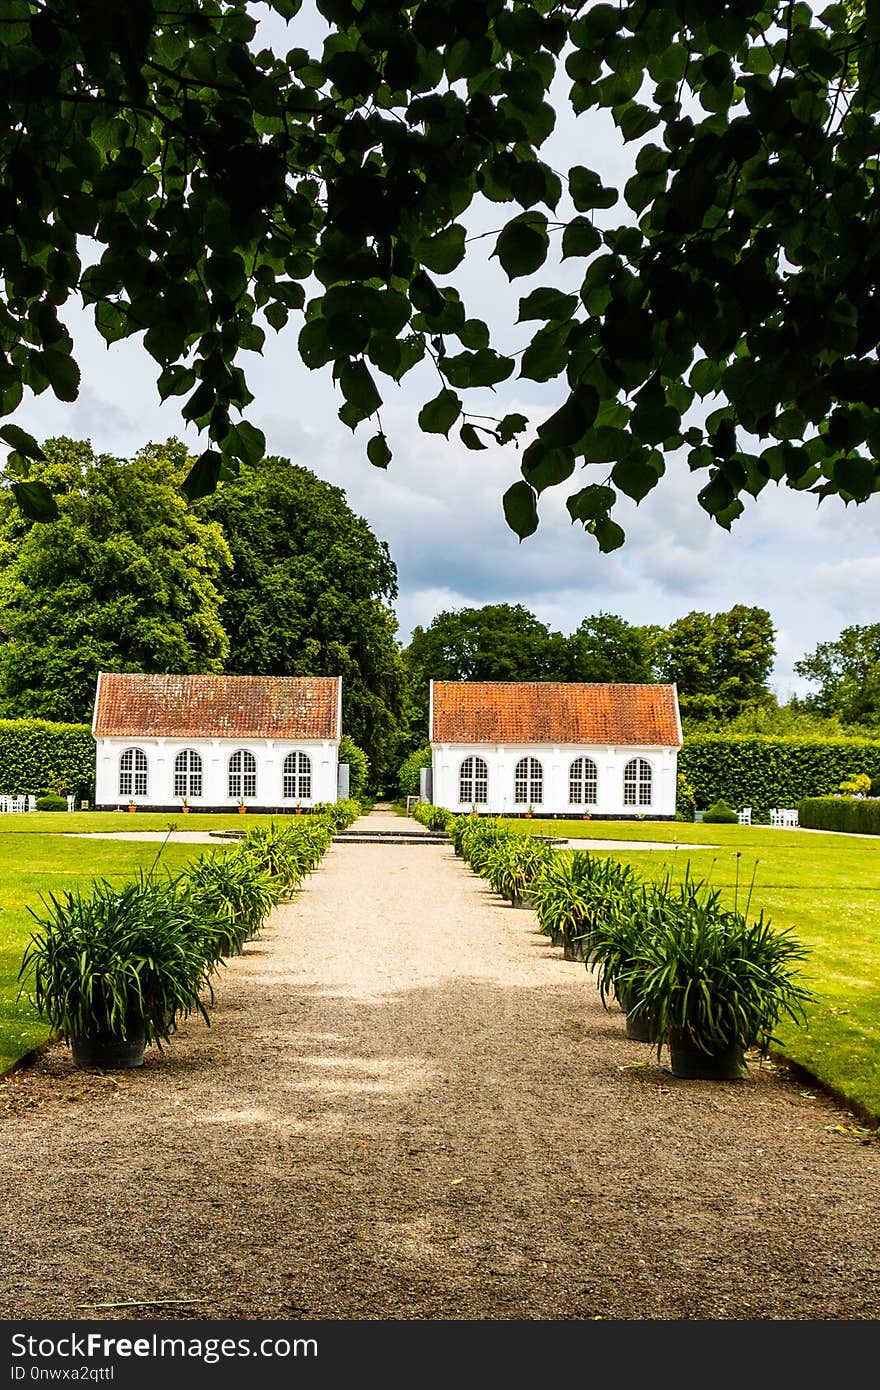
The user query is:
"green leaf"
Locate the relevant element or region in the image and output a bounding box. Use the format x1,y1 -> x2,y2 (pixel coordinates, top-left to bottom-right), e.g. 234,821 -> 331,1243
569,167 -> 618,211
520,325 -> 570,382
224,421 -> 266,467
339,360 -> 382,421
502,480 -> 539,539
367,433 -> 392,469
612,451 -> 665,502
521,441 -> 575,492
416,224 -> 467,275
494,216 -> 549,280
537,387 -> 598,448
10,479 -> 59,522
181,451 -> 222,502
40,351 -> 80,402
497,413 -> 529,445
566,484 -> 615,523
157,366 -> 195,401
834,456 -> 875,500
562,217 -> 602,260
459,423 -> 487,451
0,425 -> 44,460
518,288 -> 578,322
418,389 -> 461,436
592,516 -> 626,552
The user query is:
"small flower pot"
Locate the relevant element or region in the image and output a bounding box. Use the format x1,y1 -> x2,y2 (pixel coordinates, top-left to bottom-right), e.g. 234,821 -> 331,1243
182,807 -> 190,815
238,806 -> 246,814
72,1027 -> 145,1071
127,805 -> 136,814
668,1030 -> 745,1081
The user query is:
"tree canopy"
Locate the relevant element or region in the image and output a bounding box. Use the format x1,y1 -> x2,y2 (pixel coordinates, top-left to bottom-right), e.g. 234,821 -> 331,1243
2,2 -> 878,548
567,612 -> 657,683
0,437 -> 230,721
795,623 -> 880,724
657,603 -> 776,723
202,454 -> 404,773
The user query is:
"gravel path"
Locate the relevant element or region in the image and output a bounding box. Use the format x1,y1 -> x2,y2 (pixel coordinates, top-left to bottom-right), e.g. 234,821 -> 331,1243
2,827 -> 879,1321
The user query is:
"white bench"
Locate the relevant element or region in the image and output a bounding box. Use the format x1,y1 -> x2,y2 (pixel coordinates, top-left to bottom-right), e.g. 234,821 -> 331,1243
770,807 -> 799,827
0,795 -> 26,813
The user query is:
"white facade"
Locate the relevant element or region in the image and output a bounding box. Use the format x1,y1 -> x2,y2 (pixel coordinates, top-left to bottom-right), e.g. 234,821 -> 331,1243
95,736 -> 339,811
431,743 -> 679,819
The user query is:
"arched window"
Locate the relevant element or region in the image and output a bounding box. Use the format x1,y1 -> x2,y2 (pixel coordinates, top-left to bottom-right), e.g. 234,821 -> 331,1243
569,756 -> 598,806
623,757 -> 653,807
514,756 -> 543,805
283,750 -> 312,800
228,749 -> 257,800
459,755 -> 488,805
119,747 -> 148,798
174,749 -> 203,799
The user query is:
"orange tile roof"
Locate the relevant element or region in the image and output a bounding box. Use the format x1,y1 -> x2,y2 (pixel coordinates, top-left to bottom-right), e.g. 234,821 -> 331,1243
431,681 -> 681,747
93,673 -> 341,740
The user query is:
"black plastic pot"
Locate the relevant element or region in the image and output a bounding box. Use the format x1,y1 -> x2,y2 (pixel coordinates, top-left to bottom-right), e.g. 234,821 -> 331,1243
669,1031 -> 745,1081
624,1009 -> 655,1043
511,890 -> 535,910
563,937 -> 587,962
71,1027 -> 146,1070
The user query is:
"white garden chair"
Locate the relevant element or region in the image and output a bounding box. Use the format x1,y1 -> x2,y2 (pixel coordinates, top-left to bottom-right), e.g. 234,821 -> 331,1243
737,806 -> 752,825
770,808 -> 799,827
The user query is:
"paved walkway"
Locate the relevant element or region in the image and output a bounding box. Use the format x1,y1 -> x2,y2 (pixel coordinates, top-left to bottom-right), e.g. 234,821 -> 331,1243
1,825 -> 879,1319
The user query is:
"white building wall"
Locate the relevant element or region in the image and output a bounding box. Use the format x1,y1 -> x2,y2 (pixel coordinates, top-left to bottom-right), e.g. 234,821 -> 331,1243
95,736 -> 339,809
431,743 -> 679,818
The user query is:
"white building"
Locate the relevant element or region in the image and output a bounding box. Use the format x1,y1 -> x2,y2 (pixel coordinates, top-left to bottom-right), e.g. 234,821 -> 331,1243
430,680 -> 682,819
93,673 -> 342,811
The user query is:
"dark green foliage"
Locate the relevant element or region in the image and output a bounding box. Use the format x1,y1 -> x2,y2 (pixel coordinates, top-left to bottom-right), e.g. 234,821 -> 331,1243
795,625 -> 880,726
338,735 -> 370,801
0,718 -> 93,799
702,800 -> 739,824
181,849 -> 283,957
411,802 -> 452,832
798,798 -> 880,837
0,439 -> 230,723
658,606 -> 776,723
397,744 -> 432,798
675,773 -> 696,822
1,3 -> 878,545
202,459 -> 402,776
485,836 -> 554,903
34,796 -> 67,812
567,613 -> 656,684
530,850 -> 638,948
680,735 -> 880,823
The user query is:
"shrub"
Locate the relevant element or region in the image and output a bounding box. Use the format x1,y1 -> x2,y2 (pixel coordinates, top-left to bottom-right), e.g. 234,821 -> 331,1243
35,795 -> 68,811
183,849 -> 283,954
412,801 -> 451,832
19,873 -> 217,1048
680,734 -> 880,822
839,773 -> 872,796
0,718 -> 94,799
398,744 -> 431,798
798,797 -> 880,835
339,735 -> 369,800
619,875 -> 813,1064
484,835 -> 553,902
872,776 -> 880,797
702,799 -> 738,824
675,772 -> 696,822
530,851 -> 638,948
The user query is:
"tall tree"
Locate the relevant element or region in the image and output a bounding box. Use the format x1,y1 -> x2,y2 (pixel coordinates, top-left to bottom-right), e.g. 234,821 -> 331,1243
1,3 -> 878,548
659,605 -> 775,723
795,625 -> 880,725
567,613 -> 657,683
0,438 -> 229,722
202,456 -> 403,775
403,603 -> 570,729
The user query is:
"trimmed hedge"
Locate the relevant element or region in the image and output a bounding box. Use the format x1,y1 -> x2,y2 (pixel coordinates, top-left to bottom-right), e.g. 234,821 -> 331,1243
798,797 -> 880,835
0,719 -> 93,799
680,735 -> 880,822
398,744 -> 431,798
338,735 -> 369,800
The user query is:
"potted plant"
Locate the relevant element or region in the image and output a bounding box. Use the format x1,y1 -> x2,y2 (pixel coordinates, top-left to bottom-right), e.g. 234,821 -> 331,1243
524,804 -> 534,820
484,835 -> 553,908
18,873 -> 217,1070
127,799 -> 137,814
180,795 -> 190,815
618,876 -> 814,1078
237,797 -> 247,815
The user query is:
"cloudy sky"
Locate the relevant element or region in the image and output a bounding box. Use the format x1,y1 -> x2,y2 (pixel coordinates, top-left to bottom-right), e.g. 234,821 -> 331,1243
6,9 -> 878,698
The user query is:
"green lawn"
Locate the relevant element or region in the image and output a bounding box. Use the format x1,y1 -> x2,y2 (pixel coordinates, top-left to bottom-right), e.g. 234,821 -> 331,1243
504,818 -> 880,1120
0,811 -> 287,1073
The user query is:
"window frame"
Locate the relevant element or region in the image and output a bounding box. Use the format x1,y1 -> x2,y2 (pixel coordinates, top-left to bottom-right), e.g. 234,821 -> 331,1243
569,756 -> 598,806
513,755 -> 543,806
458,755 -> 489,805
228,748 -> 257,800
623,757 -> 653,807
283,750 -> 312,801
119,747 -> 148,799
173,748 -> 203,800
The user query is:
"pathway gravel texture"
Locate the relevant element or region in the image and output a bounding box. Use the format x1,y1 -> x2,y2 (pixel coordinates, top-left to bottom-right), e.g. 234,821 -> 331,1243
2,812 -> 879,1320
